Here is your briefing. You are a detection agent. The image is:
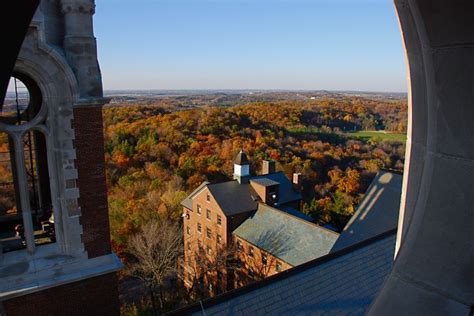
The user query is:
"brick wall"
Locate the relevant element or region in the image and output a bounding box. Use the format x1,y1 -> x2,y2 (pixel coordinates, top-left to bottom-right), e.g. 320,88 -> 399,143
73,106 -> 111,258
183,187 -> 229,294
234,236 -> 292,287
2,273 -> 119,316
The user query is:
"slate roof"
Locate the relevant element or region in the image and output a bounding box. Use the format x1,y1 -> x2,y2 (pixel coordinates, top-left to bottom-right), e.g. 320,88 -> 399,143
206,181 -> 259,216
181,172 -> 301,216
171,230 -> 396,316
331,171 -> 402,252
249,177 -> 280,187
233,204 -> 339,266
278,205 -> 314,222
251,172 -> 302,205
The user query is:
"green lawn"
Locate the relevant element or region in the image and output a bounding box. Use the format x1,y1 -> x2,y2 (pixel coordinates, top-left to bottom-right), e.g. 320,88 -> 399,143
346,130 -> 407,143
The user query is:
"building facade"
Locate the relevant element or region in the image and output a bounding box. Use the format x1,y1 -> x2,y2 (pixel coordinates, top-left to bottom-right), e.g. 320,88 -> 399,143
0,1 -> 121,315
181,151 -> 337,296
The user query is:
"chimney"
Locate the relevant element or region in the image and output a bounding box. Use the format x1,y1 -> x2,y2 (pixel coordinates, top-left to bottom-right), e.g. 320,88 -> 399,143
250,178 -> 280,206
293,173 -> 303,191
262,160 -> 276,175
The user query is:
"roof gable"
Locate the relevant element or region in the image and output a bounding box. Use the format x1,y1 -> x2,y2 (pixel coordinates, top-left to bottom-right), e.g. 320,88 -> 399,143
181,181 -> 210,210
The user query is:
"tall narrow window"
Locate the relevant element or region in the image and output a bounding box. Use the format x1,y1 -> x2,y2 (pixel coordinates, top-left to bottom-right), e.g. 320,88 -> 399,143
206,209 -> 211,220
0,75 -> 55,254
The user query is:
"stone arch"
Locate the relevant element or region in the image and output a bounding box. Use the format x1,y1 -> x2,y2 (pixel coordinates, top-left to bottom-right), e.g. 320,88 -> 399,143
0,24 -> 85,258
370,1 -> 474,313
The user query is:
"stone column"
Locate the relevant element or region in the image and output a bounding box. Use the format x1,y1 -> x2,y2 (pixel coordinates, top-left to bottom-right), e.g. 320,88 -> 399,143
61,0 -> 103,98
370,0 -> 474,314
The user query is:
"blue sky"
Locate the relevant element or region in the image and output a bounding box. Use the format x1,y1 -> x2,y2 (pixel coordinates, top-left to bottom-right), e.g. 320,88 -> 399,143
94,0 -> 407,92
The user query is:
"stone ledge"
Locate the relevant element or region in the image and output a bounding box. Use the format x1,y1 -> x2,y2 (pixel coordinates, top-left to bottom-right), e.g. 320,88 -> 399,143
73,97 -> 111,108
0,253 -> 122,301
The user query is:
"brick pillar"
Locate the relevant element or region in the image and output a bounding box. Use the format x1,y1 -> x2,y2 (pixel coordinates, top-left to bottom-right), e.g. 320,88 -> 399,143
73,105 -> 112,258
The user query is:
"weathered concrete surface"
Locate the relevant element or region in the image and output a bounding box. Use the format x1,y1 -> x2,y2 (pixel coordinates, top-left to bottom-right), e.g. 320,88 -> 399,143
370,1 -> 474,314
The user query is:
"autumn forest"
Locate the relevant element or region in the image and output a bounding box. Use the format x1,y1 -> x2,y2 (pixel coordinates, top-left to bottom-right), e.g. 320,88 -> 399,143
103,95 -> 407,253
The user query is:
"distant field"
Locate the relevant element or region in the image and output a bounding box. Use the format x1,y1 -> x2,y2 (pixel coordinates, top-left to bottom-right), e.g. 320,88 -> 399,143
347,131 -> 407,143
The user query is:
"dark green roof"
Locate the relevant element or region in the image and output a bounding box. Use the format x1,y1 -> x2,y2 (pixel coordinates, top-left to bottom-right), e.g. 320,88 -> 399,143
233,203 -> 339,266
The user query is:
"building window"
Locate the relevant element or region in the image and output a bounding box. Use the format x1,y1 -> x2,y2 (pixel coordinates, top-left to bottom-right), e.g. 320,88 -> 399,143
186,226 -> 191,235
237,240 -> 243,251
217,215 -> 222,225
197,204 -> 202,215
206,209 -> 211,220
198,240 -> 202,250
207,246 -> 212,256
187,242 -> 191,251
208,283 -> 213,292
236,259 -> 243,268
249,268 -> 254,277
0,76 -> 56,254
206,193 -> 211,202
262,254 -> 267,266
217,234 -> 222,244
206,228 -> 211,239
186,210 -> 190,220
197,223 -> 202,233
276,261 -> 282,272
249,247 -> 254,257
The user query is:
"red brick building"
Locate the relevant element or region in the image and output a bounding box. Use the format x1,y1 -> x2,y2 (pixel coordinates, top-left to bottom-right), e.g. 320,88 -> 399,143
181,151 -> 338,296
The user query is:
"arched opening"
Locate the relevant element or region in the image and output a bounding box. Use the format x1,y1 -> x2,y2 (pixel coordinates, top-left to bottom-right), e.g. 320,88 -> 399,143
1,75 -> 42,126
0,75 -> 55,254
